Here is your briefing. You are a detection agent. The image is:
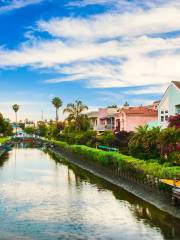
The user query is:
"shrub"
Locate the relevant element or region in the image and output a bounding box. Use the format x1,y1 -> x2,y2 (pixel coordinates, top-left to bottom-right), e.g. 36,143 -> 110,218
50,140 -> 180,180
168,151 -> 180,166
128,125 -> 180,163
97,131 -> 116,147
58,131 -> 97,146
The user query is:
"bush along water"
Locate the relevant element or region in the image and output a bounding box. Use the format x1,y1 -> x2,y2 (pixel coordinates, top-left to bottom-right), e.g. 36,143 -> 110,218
49,140 -> 180,194
128,125 -> 180,165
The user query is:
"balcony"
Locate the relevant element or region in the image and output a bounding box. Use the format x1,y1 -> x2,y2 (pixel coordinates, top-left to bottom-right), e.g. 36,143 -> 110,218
94,124 -> 115,131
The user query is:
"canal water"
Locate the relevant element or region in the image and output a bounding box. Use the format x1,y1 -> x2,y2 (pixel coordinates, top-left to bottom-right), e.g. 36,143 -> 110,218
0,146 -> 180,240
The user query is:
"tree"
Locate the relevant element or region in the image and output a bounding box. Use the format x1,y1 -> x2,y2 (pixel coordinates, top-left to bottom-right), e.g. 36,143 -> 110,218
128,125 -> 160,159
159,127 -> 180,159
107,104 -> 118,108
0,113 -> 12,136
63,100 -> 88,131
48,121 -> 65,139
37,122 -> 48,137
24,126 -> 35,135
52,97 -> 63,122
12,104 -> 19,135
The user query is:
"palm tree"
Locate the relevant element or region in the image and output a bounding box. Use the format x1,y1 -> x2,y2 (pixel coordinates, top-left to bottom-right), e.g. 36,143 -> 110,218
12,104 -> 19,135
52,97 -> 63,122
129,125 -> 149,147
63,100 -> 88,130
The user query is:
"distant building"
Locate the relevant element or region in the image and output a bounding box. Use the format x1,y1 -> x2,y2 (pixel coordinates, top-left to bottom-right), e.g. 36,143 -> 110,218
158,81 -> 180,128
12,123 -> 24,136
24,121 -> 35,128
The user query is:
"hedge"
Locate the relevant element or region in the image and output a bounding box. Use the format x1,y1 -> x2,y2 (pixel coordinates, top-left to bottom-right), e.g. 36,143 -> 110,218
50,140 -> 180,180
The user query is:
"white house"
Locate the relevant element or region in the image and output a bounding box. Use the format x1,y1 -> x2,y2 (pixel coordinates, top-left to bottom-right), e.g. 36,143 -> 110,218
158,81 -> 180,128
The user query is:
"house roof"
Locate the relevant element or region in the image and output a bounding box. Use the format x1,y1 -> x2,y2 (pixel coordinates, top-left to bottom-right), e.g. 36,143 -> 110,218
172,81 -> 180,90
120,107 -> 157,116
158,81 -> 180,109
87,111 -> 98,118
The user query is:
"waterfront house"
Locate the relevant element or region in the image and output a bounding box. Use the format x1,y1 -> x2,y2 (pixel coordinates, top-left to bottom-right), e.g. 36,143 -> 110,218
158,81 -> 180,128
88,103 -> 158,132
95,107 -> 118,131
114,104 -> 158,132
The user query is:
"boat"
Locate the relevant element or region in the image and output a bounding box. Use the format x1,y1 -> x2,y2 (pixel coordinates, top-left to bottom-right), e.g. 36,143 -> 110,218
160,179 -> 180,205
160,179 -> 180,188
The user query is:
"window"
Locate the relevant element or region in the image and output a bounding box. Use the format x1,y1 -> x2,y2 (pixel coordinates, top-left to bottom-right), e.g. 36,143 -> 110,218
161,116 -> 164,122
165,110 -> 168,114
175,105 -> 180,114
161,110 -> 164,114
165,115 -> 169,121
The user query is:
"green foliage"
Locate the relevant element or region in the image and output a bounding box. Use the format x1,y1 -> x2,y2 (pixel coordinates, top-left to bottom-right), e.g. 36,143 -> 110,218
107,104 -> 117,108
0,113 -> 12,136
63,100 -> 88,130
128,125 -> 180,162
97,131 -> 116,147
160,127 -> 180,147
52,97 -> 63,122
24,126 -> 35,135
50,140 -> 180,180
37,123 -> 49,137
78,115 -> 91,131
59,131 -> 97,146
48,122 -> 65,139
12,104 -> 19,113
0,137 -> 9,144
168,151 -> 180,166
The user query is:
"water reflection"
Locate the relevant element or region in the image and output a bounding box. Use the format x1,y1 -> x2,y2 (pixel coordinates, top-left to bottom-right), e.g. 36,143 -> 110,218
0,147 -> 180,240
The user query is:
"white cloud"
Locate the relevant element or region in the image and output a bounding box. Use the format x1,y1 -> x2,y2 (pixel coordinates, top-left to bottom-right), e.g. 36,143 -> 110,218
125,85 -> 167,95
38,5 -> 180,40
66,0 -> 169,9
0,0 -> 180,90
1,36 -> 180,67
1,36 -> 180,88
0,0 -> 43,14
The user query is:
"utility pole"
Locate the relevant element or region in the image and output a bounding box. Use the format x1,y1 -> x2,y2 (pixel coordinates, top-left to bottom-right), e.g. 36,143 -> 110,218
41,110 -> 44,121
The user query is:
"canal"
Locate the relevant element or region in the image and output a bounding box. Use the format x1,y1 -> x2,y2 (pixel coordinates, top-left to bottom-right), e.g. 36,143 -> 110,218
0,145 -> 180,240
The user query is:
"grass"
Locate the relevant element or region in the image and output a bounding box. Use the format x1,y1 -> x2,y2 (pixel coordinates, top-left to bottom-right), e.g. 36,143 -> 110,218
0,137 -> 10,145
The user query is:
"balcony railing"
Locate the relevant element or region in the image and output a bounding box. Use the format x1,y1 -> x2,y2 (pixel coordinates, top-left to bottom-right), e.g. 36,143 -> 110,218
94,124 -> 115,131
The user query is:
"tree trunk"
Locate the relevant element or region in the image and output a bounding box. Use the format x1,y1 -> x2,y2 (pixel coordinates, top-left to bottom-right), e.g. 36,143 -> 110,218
15,112 -> 17,135
56,108 -> 58,122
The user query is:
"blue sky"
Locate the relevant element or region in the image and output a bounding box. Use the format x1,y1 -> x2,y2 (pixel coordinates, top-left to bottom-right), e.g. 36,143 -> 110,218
0,0 -> 180,121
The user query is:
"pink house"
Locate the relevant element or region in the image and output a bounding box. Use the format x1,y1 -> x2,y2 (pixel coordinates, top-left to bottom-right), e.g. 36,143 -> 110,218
95,108 -> 118,131
114,106 -> 158,132
88,102 -> 158,132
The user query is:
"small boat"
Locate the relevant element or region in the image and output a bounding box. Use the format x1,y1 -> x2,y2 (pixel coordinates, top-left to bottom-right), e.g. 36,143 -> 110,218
160,179 -> 180,205
160,179 -> 180,188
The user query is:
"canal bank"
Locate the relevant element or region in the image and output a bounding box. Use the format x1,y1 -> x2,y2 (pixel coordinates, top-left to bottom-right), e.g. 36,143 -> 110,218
46,145 -> 180,220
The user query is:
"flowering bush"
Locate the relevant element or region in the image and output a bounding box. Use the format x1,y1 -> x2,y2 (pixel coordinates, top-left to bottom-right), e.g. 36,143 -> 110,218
168,114 -> 180,128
